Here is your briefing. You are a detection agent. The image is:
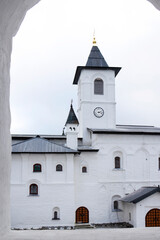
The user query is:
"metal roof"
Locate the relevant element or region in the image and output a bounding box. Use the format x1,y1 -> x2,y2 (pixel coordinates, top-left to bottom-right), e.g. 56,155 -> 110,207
73,44 -> 121,85
12,136 -> 78,154
120,187 -> 160,204
86,46 -> 109,67
65,104 -> 79,125
88,125 -> 160,135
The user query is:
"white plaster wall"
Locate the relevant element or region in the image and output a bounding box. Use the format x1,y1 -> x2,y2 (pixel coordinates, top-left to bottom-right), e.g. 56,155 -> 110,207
123,203 -> 136,227
122,192 -> 160,228
66,123 -> 78,150
11,131 -> 160,227
0,0 -> 40,234
74,132 -> 160,225
136,192 -> 160,227
77,69 -> 116,142
92,133 -> 160,185
74,152 -> 125,224
11,184 -> 75,228
11,153 -> 75,228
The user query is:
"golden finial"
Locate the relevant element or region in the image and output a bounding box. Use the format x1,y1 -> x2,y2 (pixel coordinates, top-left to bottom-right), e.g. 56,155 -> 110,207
93,29 -> 97,45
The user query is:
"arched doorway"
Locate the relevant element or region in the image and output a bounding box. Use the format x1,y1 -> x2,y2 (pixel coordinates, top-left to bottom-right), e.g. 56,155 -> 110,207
145,208 -> 160,227
76,207 -> 89,224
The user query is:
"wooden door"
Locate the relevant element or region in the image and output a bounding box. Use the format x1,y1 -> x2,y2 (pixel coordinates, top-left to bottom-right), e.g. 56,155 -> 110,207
76,207 -> 89,224
146,209 -> 160,227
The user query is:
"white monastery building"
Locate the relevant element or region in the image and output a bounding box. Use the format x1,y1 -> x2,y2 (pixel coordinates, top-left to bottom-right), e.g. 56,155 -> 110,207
11,38 -> 160,229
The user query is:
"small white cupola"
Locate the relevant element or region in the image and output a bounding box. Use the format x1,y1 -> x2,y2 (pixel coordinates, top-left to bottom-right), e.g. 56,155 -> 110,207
65,103 -> 79,150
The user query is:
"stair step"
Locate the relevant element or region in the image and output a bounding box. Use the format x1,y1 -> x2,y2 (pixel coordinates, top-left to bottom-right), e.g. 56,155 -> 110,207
75,224 -> 94,229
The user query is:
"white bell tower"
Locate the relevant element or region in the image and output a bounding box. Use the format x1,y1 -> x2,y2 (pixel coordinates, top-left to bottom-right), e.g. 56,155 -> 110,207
73,38 -> 121,144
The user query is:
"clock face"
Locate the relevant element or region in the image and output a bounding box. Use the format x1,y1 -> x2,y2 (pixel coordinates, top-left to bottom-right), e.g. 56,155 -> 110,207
93,107 -> 104,118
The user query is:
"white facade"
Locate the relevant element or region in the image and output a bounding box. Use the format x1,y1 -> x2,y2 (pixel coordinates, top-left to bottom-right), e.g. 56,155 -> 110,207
11,153 -> 75,228
77,69 -> 116,142
123,192 -> 160,227
11,44 -> 160,229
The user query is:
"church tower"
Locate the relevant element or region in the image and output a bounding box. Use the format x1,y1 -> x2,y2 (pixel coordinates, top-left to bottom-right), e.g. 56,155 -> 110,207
73,38 -> 121,144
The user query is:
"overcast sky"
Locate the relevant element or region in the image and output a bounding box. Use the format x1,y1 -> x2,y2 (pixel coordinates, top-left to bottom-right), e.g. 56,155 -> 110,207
10,0 -> 160,135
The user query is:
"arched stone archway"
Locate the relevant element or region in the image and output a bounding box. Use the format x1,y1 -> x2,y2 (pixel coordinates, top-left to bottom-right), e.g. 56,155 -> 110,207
0,0 -> 40,235
147,0 -> 160,10
0,0 -> 160,238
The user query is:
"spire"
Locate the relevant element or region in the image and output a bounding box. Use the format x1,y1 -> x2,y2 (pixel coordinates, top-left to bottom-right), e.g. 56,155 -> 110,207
93,37 -> 96,46
86,36 -> 108,67
65,103 -> 79,125
93,30 -> 97,46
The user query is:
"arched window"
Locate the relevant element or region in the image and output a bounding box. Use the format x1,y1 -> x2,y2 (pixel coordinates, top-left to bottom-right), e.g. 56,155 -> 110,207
56,164 -> 63,172
54,211 -> 58,219
30,184 -> 38,195
115,156 -> 120,169
94,79 -> 103,95
112,195 -> 122,212
113,200 -> 118,210
52,207 -> 60,220
82,166 -> 87,173
33,163 -> 42,172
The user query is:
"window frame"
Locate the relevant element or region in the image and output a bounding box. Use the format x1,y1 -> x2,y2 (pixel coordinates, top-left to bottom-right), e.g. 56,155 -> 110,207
29,183 -> 38,196
56,164 -> 63,172
115,156 -> 121,169
52,207 -> 60,220
113,200 -> 118,210
33,163 -> 42,172
82,166 -> 87,173
158,157 -> 160,170
112,195 -> 122,212
94,78 -> 104,95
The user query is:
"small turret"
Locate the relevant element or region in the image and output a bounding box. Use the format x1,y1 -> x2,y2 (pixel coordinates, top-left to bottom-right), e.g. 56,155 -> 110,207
65,103 -> 79,150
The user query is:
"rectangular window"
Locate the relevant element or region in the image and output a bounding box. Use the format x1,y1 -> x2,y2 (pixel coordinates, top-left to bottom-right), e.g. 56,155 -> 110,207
159,158 -> 160,170
115,157 -> 120,169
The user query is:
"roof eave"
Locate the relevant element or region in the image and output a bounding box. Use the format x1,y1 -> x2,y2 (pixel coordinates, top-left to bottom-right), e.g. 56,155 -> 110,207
120,188 -> 160,204
88,129 -> 160,135
73,66 -> 121,85
12,151 -> 79,154
78,149 -> 99,152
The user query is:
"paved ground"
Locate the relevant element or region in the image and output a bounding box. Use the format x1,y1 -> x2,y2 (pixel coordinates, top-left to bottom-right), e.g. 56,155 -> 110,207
1,228 -> 160,240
